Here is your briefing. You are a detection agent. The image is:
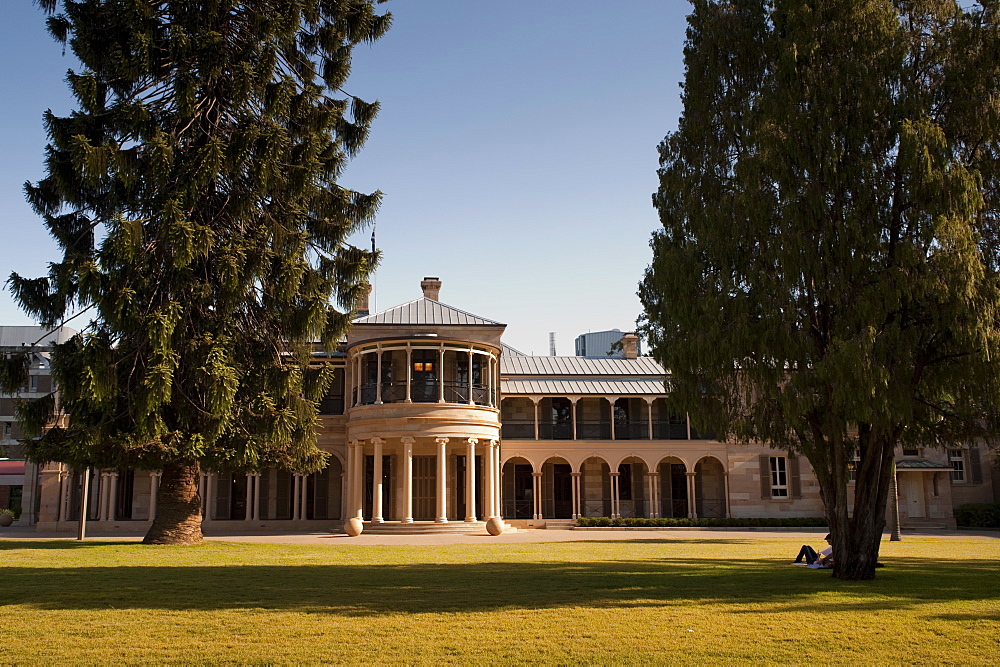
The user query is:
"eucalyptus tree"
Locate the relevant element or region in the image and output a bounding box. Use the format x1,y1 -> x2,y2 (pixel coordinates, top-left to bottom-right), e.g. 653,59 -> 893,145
640,0 -> 1000,579
3,0 -> 389,544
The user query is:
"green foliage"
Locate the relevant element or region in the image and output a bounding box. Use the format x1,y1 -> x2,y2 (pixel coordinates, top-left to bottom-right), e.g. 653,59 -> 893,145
954,503 -> 1000,528
9,1 -> 389,475
576,516 -> 827,528
640,0 -> 1000,578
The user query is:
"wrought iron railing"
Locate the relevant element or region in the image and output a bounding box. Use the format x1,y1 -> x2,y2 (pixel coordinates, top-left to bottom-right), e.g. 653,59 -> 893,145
538,422 -> 573,440
613,420 -> 650,440
652,421 -> 689,439
380,382 -> 407,403
576,420 -> 611,440
501,420 -> 534,439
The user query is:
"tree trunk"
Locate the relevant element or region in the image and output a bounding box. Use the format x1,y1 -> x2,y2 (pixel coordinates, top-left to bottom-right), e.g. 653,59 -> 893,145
832,428 -> 896,580
143,461 -> 203,545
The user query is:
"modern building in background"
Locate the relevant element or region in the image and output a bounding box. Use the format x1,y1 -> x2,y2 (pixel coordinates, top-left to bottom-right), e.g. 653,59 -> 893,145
9,280 -> 998,534
0,325 -> 75,525
575,329 -> 642,358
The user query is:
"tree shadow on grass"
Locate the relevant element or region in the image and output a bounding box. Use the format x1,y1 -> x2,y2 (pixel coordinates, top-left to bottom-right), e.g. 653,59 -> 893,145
4,547 -> 997,616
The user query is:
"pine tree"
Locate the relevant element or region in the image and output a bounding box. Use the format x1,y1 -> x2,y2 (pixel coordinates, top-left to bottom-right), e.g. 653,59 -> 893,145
640,0 -> 1000,580
3,0 -> 390,544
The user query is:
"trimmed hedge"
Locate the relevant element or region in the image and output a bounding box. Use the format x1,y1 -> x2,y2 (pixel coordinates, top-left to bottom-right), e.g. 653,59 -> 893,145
955,503 -> 1000,528
575,516 -> 828,528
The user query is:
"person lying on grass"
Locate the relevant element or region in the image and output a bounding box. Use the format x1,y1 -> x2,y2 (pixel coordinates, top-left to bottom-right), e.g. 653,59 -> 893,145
793,534 -> 832,566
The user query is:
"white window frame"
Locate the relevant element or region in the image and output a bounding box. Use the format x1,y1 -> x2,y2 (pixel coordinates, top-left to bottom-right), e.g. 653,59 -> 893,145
769,456 -> 788,498
949,449 -> 966,483
848,455 -> 860,483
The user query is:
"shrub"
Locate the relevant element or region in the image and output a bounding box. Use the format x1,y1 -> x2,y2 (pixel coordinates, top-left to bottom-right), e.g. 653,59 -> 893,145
575,516 -> 828,528
954,504 -> 1000,528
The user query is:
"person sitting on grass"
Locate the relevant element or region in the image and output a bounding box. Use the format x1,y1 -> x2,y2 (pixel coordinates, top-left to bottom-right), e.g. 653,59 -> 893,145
793,534 -> 832,566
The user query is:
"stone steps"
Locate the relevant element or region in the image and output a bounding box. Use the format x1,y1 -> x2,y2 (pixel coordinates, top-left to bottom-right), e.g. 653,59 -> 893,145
544,519 -> 577,530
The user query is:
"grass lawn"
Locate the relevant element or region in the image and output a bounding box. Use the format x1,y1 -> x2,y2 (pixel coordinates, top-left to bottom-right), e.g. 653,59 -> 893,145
2,535 -> 998,664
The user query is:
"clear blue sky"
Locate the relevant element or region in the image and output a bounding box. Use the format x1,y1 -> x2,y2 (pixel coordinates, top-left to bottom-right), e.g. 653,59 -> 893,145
0,1 -> 690,355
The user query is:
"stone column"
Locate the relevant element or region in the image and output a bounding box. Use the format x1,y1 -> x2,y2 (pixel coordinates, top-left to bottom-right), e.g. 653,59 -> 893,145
245,474 -> 254,521
345,441 -> 354,520
108,471 -> 119,522
198,473 -> 206,513
571,471 -> 582,519
204,473 -> 216,521
149,472 -> 161,521
483,439 -> 495,520
300,472 -> 309,520
405,347 -> 413,403
724,472 -> 731,518
97,472 -> 109,522
253,474 -> 263,521
686,413 -> 692,440
354,440 -> 364,519
610,398 -> 617,440
465,438 -> 478,522
610,471 -> 620,518
533,398 -> 540,440
467,350 -> 475,405
532,471 -> 543,520
647,399 -> 655,440
292,474 -> 301,520
401,436 -> 414,523
58,470 -> 71,522
372,437 -> 384,523
646,473 -> 656,518
686,471 -> 697,519
435,436 -> 449,522
437,348 -> 445,403
571,399 -> 578,440
495,441 -> 504,520
375,346 -> 383,404
649,472 -> 660,519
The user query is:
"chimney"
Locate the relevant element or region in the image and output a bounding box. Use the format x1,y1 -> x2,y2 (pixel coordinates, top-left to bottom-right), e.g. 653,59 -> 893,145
356,282 -> 372,316
621,333 -> 639,359
421,276 -> 441,301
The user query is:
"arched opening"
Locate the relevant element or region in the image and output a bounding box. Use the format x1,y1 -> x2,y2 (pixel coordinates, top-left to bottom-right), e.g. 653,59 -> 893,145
695,456 -> 726,518
579,456 -> 611,517
657,457 -> 689,518
617,457 -> 649,518
501,457 -> 534,519
541,457 -> 573,518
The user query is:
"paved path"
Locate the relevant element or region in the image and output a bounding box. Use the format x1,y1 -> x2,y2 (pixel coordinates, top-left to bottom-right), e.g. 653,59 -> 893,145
2,525 -> 997,546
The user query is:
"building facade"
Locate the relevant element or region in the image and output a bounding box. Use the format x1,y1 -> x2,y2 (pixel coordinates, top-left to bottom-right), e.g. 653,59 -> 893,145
15,281 -> 999,533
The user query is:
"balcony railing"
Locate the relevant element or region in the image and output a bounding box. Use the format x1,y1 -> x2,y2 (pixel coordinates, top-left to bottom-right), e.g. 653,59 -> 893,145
501,420 -> 534,439
653,421 -> 689,439
576,420 -> 612,440
613,420 -> 650,440
538,422 -> 573,440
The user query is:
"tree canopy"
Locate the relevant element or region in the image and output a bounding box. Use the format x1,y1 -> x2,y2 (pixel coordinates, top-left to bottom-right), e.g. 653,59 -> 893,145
3,0 -> 390,543
640,0 -> 1000,579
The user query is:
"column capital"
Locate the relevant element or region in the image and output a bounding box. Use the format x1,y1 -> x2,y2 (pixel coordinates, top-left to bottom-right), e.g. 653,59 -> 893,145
370,436 -> 385,446
400,436 -> 415,446
531,471 -> 543,477
489,439 -> 499,447
609,471 -> 620,477
467,437 -> 479,446
646,471 -> 660,477
151,471 -> 162,479
686,472 -> 697,477
434,436 -> 449,445
349,439 -> 359,448
570,471 -> 582,477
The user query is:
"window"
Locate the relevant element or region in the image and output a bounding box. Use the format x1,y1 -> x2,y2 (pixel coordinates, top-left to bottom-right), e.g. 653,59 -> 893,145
769,456 -> 788,497
618,463 -> 633,500
902,447 -> 919,457
949,449 -> 966,483
2,422 -> 10,438
413,361 -> 434,372
29,376 -> 38,392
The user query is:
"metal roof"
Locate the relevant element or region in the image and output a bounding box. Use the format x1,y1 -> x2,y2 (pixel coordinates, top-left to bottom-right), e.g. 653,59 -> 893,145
353,298 -> 505,327
500,355 -> 665,377
501,343 -> 526,356
501,378 -> 667,396
896,459 -> 953,471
